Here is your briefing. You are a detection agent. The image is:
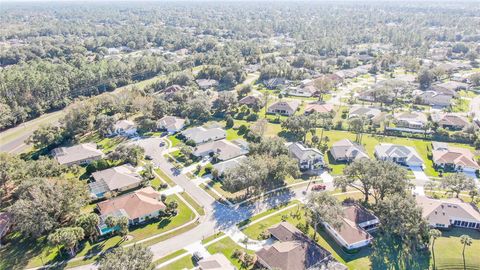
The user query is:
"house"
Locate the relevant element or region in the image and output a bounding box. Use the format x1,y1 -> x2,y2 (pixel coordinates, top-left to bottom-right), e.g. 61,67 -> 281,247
267,100 -> 300,116
287,142 -> 324,171
192,139 -> 249,161
89,164 -> 143,199
394,112 -> 428,129
374,143 -> 424,167
330,139 -> 369,162
239,95 -> 263,108
263,77 -> 286,89
196,79 -> 219,90
435,81 -> 469,92
157,116 -> 186,134
323,204 -> 379,250
413,90 -> 453,108
212,155 -> 247,176
198,253 -> 236,270
256,222 -> 346,270
432,143 -> 479,173
357,89 -> 393,103
348,106 -> 381,119
431,113 -> 469,130
52,143 -> 104,166
287,84 -> 318,97
97,187 -> 166,235
181,127 -> 226,145
162,84 -> 183,95
415,195 -> 480,230
112,120 -> 137,137
304,102 -> 334,115
0,212 -> 12,246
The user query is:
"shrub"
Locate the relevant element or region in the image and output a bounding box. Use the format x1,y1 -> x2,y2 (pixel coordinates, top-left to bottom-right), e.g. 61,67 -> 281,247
258,230 -> 271,240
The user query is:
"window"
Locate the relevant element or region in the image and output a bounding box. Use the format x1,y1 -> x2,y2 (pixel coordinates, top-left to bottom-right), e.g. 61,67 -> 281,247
454,220 -> 461,226
461,221 -> 468,227
468,222 -> 476,228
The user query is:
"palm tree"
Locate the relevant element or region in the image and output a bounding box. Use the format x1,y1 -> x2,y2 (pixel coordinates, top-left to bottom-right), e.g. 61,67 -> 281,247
429,229 -> 441,270
460,234 -> 473,270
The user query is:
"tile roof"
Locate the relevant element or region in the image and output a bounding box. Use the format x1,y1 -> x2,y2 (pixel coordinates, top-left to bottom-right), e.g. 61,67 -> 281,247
304,103 -> 334,114
415,195 -> 480,226
97,187 -> 166,220
432,147 -> 479,169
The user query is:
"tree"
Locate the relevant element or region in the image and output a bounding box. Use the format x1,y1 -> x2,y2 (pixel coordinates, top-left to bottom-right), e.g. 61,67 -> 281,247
370,161 -> 411,203
9,177 -> 88,237
94,114 -> 116,137
116,216 -> 130,240
336,159 -> 374,203
62,101 -> 95,138
249,137 -> 288,157
28,124 -> 65,149
48,227 -> 84,257
109,145 -> 145,166
460,235 -> 472,270
306,192 -> 344,241
418,68 -> 434,90
429,229 -> 441,270
237,84 -> 252,98
75,213 -> 100,242
225,115 -> 234,129
348,117 -> 365,143
440,173 -> 475,198
98,245 -> 153,270
281,115 -> 314,142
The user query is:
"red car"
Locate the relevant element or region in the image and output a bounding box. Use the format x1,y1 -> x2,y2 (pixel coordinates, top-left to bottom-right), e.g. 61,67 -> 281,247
311,184 -> 326,191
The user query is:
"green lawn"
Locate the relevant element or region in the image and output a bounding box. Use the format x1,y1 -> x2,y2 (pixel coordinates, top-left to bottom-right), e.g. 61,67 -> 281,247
0,195 -> 194,269
154,168 -> 177,187
205,237 -> 254,270
431,228 -> 480,270
201,232 -> 225,245
451,98 -> 470,113
153,249 -> 188,266
167,134 -> 182,147
157,254 -> 195,270
180,192 -> 205,215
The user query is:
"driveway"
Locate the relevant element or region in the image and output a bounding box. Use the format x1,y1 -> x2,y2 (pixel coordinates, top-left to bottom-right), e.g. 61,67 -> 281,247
409,166 -> 429,181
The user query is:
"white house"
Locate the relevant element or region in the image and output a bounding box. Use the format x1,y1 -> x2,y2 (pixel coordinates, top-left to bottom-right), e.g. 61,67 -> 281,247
287,142 -> 324,171
157,116 -> 186,134
181,127 -> 226,145
374,143 -> 424,167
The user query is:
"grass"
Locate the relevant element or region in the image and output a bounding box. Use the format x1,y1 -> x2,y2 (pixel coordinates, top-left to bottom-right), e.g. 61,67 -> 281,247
237,200 -> 299,228
154,168 -> 177,187
430,228 -> 480,270
157,254 -> 195,270
205,236 -> 254,269
0,195 -> 195,269
153,249 -> 188,266
451,98 -> 470,113
201,232 -> 225,245
167,134 -> 182,147
226,127 -> 244,141
180,192 -> 205,215
200,183 -> 222,200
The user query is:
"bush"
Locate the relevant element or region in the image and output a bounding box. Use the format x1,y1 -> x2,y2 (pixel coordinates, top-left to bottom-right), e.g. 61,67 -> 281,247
296,222 -> 309,235
246,113 -> 259,121
258,230 -> 271,240
232,249 -> 245,259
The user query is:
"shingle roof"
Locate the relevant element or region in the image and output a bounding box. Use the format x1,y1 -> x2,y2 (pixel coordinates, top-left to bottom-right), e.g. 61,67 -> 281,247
52,143 -> 104,165
90,164 -> 142,195
327,204 -> 377,246
432,147 -> 479,169
198,253 -> 235,270
287,142 -> 323,161
416,195 -> 480,226
330,139 -> 369,161
181,127 -> 226,144
97,187 -> 166,220
268,100 -> 300,114
193,139 -> 248,161
375,143 -> 423,164
157,116 -> 186,131
304,103 -> 334,114
212,155 -> 247,175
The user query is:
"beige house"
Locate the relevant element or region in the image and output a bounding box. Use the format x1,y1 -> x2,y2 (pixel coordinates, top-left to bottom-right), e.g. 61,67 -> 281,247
267,100 -> 300,116
415,195 -> 480,229
432,142 -> 479,173
193,139 -> 249,161
304,103 -> 333,115
89,164 -> 143,199
97,187 -> 166,235
394,112 -> 428,129
157,116 -> 186,134
52,143 -> 104,166
330,139 -> 369,162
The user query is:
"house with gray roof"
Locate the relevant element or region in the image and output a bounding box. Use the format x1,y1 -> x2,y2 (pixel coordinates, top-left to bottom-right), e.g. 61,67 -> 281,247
196,79 -> 219,90
111,120 -> 137,137
287,142 -> 324,171
413,90 -> 453,108
394,112 -> 428,130
374,143 -> 424,167
89,164 -> 143,199
212,155 -> 247,176
267,100 -> 300,116
181,127 -> 226,145
157,116 -> 186,134
330,139 -> 369,162
348,106 -> 381,119
192,139 -> 248,161
52,143 -> 104,166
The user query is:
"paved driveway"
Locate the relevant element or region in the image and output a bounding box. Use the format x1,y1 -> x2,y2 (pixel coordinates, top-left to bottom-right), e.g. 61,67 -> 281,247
409,166 -> 429,180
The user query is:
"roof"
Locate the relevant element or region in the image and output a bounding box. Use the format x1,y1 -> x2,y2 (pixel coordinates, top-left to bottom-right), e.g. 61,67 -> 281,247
162,84 -> 183,94
114,120 -> 136,130
90,164 -> 142,195
239,95 -> 262,105
432,146 -> 479,169
304,103 -> 334,114
349,106 -> 381,118
198,253 -> 235,270
330,139 -> 369,161
158,116 -> 186,131
327,204 -> 377,246
268,100 -> 300,114
181,127 -> 226,144
97,187 -> 166,220
287,142 -> 323,161
193,139 -> 248,161
434,114 -> 469,128
395,112 -> 428,125
52,143 -> 104,165
212,155 -> 247,175
435,81 -> 469,91
415,195 -> 480,226
256,222 -> 334,270
196,79 -> 219,89
374,144 -> 423,164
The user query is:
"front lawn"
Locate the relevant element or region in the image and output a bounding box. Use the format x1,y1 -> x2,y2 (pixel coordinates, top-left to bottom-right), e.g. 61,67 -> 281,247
205,236 -> 254,270
157,254 -> 195,270
0,195 -> 194,269
431,228 -> 480,270
167,134 -> 182,147
154,168 -> 177,187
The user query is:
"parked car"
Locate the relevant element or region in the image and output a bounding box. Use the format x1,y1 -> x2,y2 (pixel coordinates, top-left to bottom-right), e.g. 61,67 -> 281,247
192,252 -> 204,263
311,184 -> 326,191
145,155 -> 153,160
159,141 -> 166,147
